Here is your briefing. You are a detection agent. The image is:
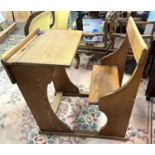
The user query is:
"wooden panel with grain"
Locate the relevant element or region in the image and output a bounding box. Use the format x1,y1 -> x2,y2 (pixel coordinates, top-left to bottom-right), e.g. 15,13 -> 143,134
40,130 -> 127,141
53,67 -> 79,95
99,61 -> 147,137
2,29 -> 40,62
2,17 -> 148,139
8,65 -> 71,132
10,30 -> 82,66
127,17 -> 148,65
88,65 -> 120,104
100,37 -> 129,85
94,17 -> 148,137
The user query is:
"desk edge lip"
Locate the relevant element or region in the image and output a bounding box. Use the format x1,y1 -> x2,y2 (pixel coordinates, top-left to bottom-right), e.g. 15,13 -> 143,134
3,61 -> 71,68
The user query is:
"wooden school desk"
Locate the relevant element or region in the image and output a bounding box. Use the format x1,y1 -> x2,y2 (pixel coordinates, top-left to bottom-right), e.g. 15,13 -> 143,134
1,29 -> 86,133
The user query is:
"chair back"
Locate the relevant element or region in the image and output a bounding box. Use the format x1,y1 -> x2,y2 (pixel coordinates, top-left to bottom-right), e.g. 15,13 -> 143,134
24,11 -> 70,36
52,11 -> 69,30
127,17 -> 148,66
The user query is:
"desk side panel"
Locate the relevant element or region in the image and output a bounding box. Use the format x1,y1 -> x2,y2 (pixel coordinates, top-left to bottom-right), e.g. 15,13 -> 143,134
8,64 -> 71,132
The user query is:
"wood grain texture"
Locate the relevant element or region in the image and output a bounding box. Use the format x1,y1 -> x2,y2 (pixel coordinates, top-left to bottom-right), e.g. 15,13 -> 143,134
99,62 -> 147,137
2,17 -> 148,140
40,130 -> 128,141
127,17 -> 148,65
89,65 -> 120,104
92,17 -> 148,137
13,30 -> 82,66
1,60 -> 16,84
100,37 -> 129,85
8,65 -> 71,132
78,41 -> 106,51
2,29 -> 39,61
53,67 -> 79,95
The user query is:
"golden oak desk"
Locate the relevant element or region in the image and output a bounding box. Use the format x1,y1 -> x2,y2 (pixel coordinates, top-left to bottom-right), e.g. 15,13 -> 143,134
1,29 -> 115,140
1,29 -> 86,133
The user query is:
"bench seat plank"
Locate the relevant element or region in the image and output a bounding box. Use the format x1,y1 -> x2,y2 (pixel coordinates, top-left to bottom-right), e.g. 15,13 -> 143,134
89,65 -> 120,104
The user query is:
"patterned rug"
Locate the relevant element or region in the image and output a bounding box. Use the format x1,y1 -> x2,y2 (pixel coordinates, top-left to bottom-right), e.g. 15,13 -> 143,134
151,98 -> 155,144
0,35 -> 24,70
0,66 -> 152,144
0,35 -> 24,56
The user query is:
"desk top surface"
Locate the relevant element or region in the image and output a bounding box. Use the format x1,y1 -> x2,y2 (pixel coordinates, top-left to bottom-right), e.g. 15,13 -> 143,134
7,30 -> 82,66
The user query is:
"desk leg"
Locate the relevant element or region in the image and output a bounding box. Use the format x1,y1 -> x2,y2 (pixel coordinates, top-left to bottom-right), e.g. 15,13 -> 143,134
53,67 -> 80,96
9,65 -> 71,132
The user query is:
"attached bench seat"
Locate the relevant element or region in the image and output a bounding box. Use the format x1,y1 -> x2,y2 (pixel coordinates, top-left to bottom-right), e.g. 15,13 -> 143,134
88,65 -> 120,104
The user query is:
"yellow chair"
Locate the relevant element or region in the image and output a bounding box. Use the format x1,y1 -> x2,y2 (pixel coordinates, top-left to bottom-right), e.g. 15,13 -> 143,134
52,11 -> 70,30
24,11 -> 70,35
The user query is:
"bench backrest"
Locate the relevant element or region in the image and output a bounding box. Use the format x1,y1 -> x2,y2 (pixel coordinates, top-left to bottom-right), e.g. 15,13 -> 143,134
127,17 -> 148,66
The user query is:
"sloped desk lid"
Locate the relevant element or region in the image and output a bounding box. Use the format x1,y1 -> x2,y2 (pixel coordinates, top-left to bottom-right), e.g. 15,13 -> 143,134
5,30 -> 82,67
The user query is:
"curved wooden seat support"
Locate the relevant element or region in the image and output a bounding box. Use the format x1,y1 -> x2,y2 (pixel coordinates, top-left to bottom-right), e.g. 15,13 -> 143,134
98,61 -> 147,137
9,65 -> 71,132
89,17 -> 148,137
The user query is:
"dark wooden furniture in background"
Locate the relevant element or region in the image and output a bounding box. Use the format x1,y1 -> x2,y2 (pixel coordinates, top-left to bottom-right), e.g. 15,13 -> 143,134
78,11 -> 121,54
112,12 -> 155,77
145,40 -> 155,100
146,60 -> 155,100
77,11 -> 121,68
